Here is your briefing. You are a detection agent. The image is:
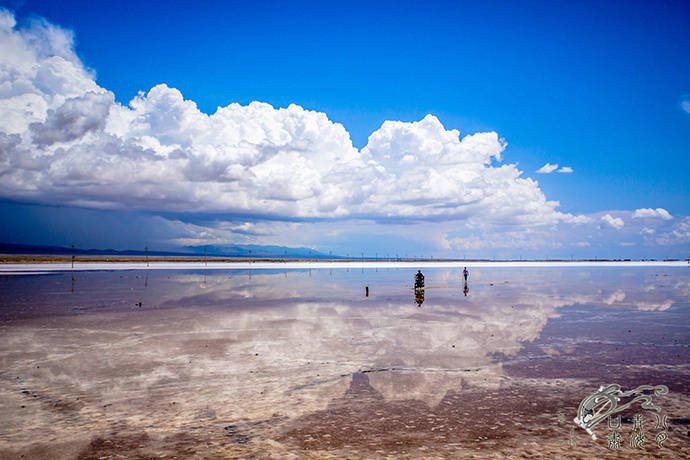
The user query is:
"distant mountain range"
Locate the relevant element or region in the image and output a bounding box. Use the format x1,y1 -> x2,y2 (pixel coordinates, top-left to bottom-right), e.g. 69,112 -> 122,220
186,244 -> 333,258
0,242 -> 333,258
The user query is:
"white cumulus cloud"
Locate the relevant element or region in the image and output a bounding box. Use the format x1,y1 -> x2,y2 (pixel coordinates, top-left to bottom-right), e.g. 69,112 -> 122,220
632,208 -> 673,220
0,10 -> 585,230
536,163 -> 558,173
557,166 -> 573,173
656,217 -> 690,246
601,214 -> 624,229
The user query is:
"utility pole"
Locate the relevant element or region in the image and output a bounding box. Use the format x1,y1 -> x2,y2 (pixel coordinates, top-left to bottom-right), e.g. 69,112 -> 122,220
145,246 -> 149,267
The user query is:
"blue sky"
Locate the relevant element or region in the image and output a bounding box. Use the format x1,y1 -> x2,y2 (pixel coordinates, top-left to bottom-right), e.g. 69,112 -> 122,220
0,0 -> 689,258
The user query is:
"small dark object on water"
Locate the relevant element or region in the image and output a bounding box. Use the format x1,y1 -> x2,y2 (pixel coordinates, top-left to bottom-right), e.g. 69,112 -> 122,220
365,286 -> 369,297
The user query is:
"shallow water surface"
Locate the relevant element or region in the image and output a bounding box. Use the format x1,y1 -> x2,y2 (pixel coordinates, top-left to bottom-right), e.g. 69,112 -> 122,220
0,267 -> 688,458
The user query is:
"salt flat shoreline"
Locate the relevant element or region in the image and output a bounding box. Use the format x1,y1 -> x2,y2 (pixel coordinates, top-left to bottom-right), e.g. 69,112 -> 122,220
0,260 -> 687,273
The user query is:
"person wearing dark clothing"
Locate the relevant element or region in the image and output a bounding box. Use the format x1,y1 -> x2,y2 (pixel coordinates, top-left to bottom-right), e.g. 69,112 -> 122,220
463,267 -> 469,282
415,270 -> 425,289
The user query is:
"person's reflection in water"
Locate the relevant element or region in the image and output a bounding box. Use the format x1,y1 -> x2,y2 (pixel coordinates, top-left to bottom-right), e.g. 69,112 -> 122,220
415,288 -> 425,307
463,280 -> 469,296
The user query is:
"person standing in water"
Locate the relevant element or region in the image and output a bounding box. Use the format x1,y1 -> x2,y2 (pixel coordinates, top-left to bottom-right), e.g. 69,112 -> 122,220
415,270 -> 425,289
462,267 -> 469,296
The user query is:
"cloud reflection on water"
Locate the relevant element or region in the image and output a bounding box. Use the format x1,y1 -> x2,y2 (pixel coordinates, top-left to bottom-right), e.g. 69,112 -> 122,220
0,267 -> 687,452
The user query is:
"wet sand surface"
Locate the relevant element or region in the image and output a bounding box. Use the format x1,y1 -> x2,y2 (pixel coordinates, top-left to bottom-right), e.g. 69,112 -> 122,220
0,267 -> 688,459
